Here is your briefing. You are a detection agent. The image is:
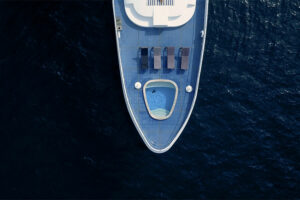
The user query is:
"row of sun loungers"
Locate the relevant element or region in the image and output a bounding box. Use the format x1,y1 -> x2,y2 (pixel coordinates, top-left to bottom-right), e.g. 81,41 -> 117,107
141,47 -> 190,70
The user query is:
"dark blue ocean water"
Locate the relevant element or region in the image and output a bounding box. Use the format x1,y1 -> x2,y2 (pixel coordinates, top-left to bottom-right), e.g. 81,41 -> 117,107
0,1 -> 299,198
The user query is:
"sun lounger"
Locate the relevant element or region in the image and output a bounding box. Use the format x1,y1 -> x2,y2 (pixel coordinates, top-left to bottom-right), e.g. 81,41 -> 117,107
153,47 -> 161,69
141,47 -> 148,69
167,47 -> 175,69
181,47 -> 190,70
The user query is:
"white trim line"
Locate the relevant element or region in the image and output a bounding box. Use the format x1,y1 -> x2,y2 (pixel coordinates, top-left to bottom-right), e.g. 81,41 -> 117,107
113,0 -> 209,153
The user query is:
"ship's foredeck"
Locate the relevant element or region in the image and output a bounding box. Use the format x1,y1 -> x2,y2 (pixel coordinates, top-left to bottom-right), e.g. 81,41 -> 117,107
113,0 -> 208,152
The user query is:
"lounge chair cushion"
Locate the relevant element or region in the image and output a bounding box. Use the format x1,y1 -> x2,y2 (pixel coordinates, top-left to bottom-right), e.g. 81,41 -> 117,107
181,47 -> 190,70
167,47 -> 175,69
153,47 -> 161,69
141,48 -> 148,69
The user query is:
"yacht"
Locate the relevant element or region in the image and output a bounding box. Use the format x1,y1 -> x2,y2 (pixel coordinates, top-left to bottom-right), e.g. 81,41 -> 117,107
113,0 -> 209,153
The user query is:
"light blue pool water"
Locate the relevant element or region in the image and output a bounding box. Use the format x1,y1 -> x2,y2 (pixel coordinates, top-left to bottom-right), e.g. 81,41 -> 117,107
145,81 -> 177,119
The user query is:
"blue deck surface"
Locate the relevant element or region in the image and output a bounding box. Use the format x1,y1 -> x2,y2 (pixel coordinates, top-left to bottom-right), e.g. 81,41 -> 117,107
114,0 -> 207,152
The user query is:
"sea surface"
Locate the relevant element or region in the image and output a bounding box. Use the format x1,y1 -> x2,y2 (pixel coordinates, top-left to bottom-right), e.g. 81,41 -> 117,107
0,0 -> 299,199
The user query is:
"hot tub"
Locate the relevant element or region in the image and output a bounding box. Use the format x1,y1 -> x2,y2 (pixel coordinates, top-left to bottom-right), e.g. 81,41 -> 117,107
143,79 -> 178,120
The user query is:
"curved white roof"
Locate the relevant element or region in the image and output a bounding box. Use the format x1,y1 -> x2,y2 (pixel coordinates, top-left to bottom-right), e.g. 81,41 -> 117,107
124,0 -> 196,27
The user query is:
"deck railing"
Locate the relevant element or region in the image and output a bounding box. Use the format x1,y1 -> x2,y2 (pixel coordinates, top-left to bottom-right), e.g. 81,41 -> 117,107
147,0 -> 174,6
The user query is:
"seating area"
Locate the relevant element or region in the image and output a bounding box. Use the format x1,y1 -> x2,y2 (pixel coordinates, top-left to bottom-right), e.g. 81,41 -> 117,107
141,48 -> 149,69
140,47 -> 190,70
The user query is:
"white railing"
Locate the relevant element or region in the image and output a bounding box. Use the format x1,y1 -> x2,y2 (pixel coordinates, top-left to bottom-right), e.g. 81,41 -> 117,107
148,0 -> 174,6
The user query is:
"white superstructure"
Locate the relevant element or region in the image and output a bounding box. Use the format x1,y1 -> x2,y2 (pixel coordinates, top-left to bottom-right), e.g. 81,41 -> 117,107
124,0 -> 196,27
